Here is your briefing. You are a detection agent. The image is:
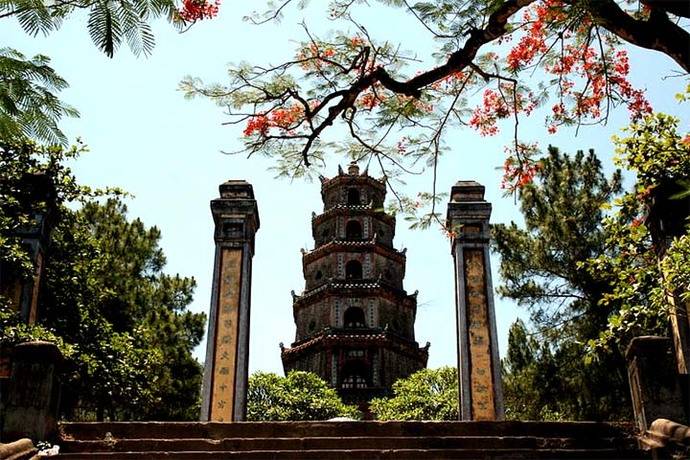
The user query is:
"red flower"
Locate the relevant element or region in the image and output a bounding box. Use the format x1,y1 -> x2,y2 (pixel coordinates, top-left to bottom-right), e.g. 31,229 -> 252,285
179,0 -> 220,21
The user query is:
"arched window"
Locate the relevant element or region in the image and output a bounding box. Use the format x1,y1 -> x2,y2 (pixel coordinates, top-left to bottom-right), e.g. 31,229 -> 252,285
341,360 -> 369,389
347,188 -> 361,205
345,220 -> 362,240
344,307 -> 366,328
345,260 -> 362,280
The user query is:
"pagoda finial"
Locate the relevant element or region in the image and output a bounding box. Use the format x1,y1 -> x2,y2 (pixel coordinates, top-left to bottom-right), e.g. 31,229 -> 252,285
318,174 -> 328,184
348,161 -> 360,175
337,164 -> 344,175
361,165 -> 369,176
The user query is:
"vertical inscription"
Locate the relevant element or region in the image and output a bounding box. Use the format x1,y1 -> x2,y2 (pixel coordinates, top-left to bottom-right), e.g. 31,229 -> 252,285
334,299 -> 341,327
337,254 -> 345,278
666,282 -> 690,374
210,248 -> 243,421
463,248 -> 496,420
28,250 -> 44,324
331,352 -> 338,386
368,298 -> 375,327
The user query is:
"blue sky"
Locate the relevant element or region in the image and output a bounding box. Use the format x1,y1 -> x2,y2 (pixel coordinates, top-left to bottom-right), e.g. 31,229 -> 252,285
5,2 -> 689,375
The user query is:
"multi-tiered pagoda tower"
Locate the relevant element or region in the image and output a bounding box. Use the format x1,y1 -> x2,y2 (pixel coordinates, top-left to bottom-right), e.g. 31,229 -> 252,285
281,162 -> 429,405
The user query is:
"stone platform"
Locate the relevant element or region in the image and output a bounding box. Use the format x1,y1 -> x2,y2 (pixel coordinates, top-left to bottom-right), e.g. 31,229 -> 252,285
54,420 -> 645,459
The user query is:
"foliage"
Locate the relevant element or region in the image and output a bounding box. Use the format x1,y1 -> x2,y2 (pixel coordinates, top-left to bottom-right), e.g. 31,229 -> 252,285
0,307 -> 74,358
498,116 -> 690,420
493,146 -> 622,327
501,318 -> 634,421
1,0 -> 219,146
0,139 -> 206,420
586,113 -> 690,353
0,0 -> 218,58
613,113 -> 690,188
183,0 -> 688,219
0,140 -> 90,281
493,146 -> 635,420
661,234 -> 690,305
502,320 -> 565,421
583,192 -> 665,353
0,48 -> 78,146
47,198 -> 206,420
369,367 -> 458,420
246,371 -> 360,421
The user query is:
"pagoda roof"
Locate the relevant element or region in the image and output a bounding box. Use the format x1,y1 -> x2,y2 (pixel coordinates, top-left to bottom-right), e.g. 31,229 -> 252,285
318,165 -> 386,192
303,238 -> 405,264
292,279 -> 418,308
312,204 -> 395,226
280,329 -> 430,360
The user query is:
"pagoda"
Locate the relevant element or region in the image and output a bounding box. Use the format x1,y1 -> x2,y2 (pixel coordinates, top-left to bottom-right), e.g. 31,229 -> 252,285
281,162 -> 429,405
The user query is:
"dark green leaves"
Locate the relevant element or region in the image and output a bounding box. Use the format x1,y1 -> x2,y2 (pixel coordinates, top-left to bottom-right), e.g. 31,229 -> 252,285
369,367 -> 459,421
0,48 -> 78,146
247,371 -> 360,421
87,0 -> 158,58
0,142 -> 205,420
3,0 -> 180,58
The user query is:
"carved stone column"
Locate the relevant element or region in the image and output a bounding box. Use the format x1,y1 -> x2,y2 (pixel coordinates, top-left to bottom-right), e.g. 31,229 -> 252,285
0,172 -> 57,325
1,341 -> 62,442
629,180 -> 690,428
200,181 -> 259,422
647,181 -> 690,377
447,181 -> 504,421
626,336 -> 686,432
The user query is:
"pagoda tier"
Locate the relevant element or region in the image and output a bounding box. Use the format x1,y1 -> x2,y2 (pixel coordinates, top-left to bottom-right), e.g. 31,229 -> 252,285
281,162 -> 428,405
281,329 -> 429,402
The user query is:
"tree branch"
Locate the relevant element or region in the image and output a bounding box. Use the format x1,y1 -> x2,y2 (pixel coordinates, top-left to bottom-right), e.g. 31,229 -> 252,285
588,0 -> 690,72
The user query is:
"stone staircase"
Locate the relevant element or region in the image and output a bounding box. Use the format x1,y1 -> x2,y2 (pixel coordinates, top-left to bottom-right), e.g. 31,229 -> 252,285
54,420 -> 646,459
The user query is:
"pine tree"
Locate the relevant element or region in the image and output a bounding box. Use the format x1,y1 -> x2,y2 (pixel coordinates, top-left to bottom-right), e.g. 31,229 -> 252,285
493,146 -> 631,420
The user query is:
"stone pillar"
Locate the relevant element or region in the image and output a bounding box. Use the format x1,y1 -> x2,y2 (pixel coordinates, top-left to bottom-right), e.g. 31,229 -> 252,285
627,336 -> 687,432
1,341 -> 62,442
646,181 -> 690,376
0,172 -> 56,325
447,181 -> 504,421
200,181 -> 259,422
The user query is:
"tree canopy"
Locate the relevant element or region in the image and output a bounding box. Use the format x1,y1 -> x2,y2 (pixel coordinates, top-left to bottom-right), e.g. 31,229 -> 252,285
369,367 -> 459,421
495,115 -> 690,420
182,0 -> 689,220
0,140 -> 206,420
246,371 -> 360,421
1,0 -> 220,58
493,146 -> 637,420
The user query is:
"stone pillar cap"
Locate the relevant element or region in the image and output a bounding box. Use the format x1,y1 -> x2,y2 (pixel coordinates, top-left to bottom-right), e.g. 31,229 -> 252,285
12,340 -> 63,363
450,181 -> 485,202
625,335 -> 671,360
219,180 -> 255,200
447,180 -> 491,226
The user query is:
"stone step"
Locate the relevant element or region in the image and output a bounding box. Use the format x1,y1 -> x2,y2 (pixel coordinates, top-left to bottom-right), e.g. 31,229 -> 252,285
55,447 -> 646,460
58,421 -> 637,442
58,435 -> 635,453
